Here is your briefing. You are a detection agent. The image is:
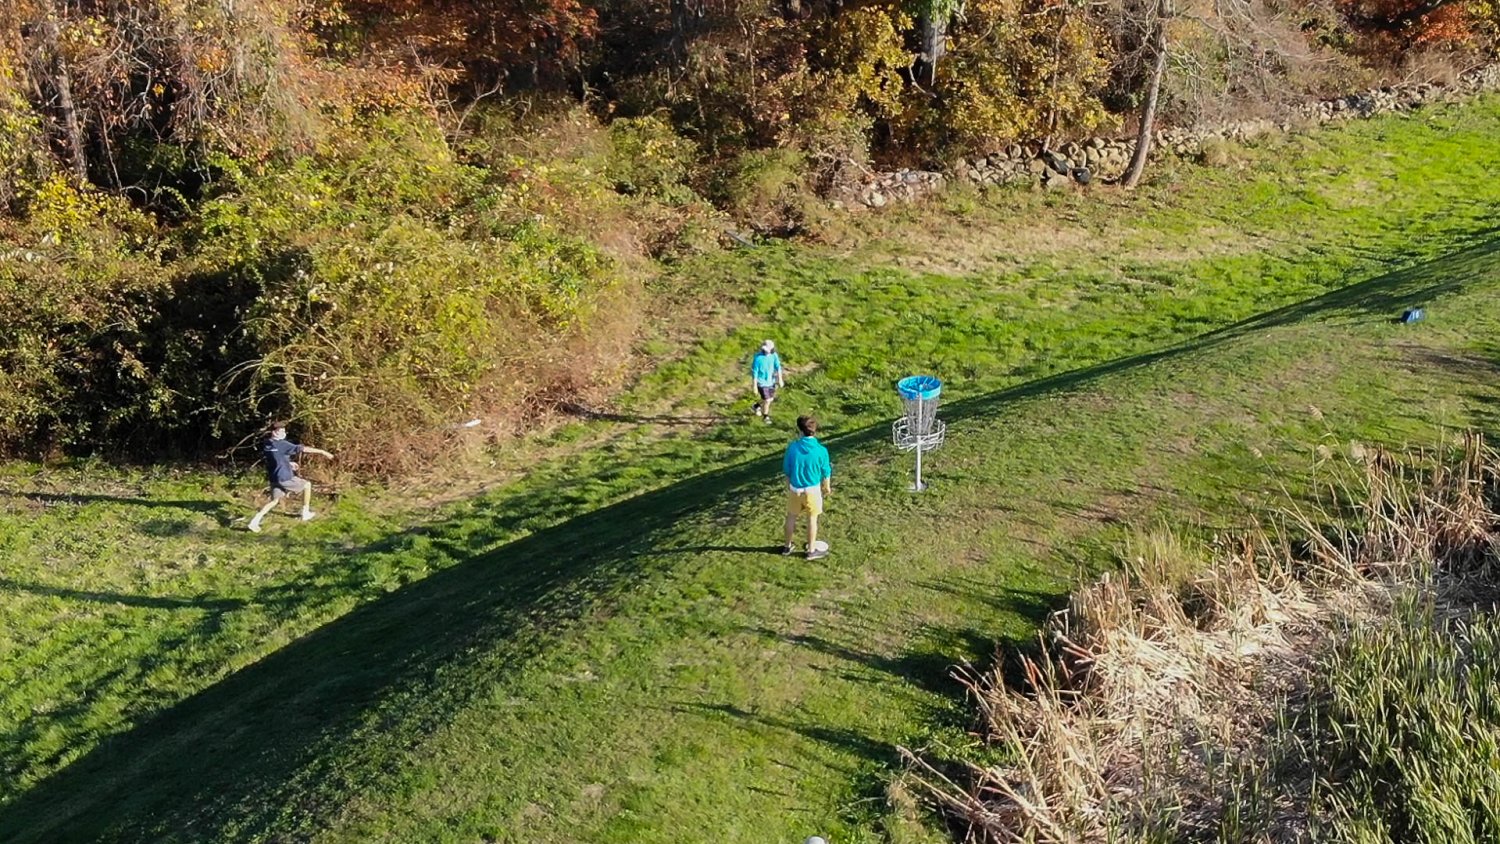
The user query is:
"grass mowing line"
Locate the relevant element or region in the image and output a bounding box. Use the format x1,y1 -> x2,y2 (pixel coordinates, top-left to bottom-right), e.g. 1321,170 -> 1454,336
2,240 -> 1498,842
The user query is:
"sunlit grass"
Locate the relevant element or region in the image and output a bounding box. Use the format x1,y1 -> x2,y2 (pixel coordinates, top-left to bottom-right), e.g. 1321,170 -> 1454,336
0,98 -> 1498,842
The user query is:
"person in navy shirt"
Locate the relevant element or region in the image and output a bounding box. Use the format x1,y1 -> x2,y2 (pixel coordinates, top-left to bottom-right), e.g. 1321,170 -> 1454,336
750,339 -> 785,424
248,420 -> 334,533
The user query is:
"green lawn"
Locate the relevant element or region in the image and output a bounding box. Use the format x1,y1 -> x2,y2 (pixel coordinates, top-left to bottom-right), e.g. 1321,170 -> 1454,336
2,99 -> 1500,842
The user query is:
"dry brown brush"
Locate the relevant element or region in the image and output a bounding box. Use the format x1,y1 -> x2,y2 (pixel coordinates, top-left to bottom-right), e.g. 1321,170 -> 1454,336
906,433 -> 1500,843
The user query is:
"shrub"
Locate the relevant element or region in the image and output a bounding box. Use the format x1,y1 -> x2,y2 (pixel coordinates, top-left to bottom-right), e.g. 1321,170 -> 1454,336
896,0 -> 1113,155
1198,136 -> 1236,166
0,112 -> 640,473
225,215 -> 622,474
1311,597 -> 1500,843
606,115 -> 700,202
458,101 -> 726,263
188,120 -> 631,474
0,175 -> 175,454
777,110 -> 877,196
0,63 -> 46,212
707,148 -> 811,234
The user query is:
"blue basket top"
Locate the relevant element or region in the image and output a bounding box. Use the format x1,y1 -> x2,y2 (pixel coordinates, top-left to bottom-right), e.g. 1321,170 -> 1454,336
897,375 -> 942,401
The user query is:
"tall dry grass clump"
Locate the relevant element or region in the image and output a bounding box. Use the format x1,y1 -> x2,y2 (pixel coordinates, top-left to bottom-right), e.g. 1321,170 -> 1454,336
907,433 -> 1500,843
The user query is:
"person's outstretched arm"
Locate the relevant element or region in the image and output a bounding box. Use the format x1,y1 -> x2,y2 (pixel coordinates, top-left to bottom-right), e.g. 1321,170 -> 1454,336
301,446 -> 334,459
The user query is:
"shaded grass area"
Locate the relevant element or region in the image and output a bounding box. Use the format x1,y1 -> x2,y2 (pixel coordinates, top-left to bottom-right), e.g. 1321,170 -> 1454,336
0,100 -> 1498,842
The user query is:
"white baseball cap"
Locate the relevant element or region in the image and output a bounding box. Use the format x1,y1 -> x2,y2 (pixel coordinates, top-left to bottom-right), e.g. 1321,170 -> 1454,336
761,339 -> 775,351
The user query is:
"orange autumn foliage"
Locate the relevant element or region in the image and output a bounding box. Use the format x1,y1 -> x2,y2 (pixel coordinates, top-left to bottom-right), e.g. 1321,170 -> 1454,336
1339,0 -> 1483,48
339,0 -> 600,85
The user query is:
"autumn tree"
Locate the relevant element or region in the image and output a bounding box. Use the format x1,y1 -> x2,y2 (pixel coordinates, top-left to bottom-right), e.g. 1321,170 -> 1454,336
913,0 -> 964,85
1115,0 -> 1326,186
1119,0 -> 1168,187
896,0 -> 1110,153
1338,0 -> 1496,50
2,0 -> 326,188
338,0 -> 600,90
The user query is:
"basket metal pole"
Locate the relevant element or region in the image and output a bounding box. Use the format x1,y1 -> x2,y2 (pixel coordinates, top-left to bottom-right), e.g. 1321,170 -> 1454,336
914,393 -> 925,491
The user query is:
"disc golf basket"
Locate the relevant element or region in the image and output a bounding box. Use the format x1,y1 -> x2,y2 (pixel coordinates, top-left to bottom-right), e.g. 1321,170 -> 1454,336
892,375 -> 945,491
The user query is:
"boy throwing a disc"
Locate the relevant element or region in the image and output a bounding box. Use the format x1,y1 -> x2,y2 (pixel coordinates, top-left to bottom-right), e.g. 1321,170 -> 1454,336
248,421 -> 333,533
783,415 -> 832,559
750,339 -> 784,424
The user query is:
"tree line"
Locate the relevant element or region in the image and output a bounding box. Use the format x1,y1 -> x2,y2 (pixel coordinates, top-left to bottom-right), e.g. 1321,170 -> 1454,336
1,0 -> 1494,197
0,0 -> 1493,468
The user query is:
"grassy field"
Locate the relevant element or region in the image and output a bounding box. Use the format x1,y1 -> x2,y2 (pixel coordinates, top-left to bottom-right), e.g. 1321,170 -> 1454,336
2,98 -> 1500,842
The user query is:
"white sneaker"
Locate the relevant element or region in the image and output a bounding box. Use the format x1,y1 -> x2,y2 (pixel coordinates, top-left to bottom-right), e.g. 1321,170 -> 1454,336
247,520 -> 263,533
300,509 -> 316,522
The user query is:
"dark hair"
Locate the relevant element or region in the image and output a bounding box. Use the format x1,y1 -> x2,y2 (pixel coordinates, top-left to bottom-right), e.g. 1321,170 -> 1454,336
267,420 -> 290,434
797,415 -> 817,436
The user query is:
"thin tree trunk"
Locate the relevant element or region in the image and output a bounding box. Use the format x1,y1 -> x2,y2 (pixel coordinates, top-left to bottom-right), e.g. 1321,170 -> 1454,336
39,9 -> 89,183
916,14 -> 948,87
670,0 -> 705,66
1121,4 -> 1168,189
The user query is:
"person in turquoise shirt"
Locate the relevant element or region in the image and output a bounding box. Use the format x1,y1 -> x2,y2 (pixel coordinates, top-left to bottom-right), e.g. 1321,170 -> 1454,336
750,339 -> 784,424
782,415 -> 832,559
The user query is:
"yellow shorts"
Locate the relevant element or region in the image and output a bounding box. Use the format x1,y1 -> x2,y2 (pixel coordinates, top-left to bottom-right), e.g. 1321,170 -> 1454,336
786,486 -> 824,517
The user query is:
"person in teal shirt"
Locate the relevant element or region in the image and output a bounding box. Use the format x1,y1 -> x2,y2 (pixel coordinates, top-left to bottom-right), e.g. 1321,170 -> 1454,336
750,339 -> 784,424
782,415 -> 832,559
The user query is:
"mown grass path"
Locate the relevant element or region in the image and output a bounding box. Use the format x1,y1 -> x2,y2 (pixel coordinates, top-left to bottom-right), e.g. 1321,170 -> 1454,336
2,101 -> 1500,842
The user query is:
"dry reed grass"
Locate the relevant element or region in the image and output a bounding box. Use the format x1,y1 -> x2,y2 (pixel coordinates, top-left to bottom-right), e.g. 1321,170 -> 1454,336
906,432 -> 1500,843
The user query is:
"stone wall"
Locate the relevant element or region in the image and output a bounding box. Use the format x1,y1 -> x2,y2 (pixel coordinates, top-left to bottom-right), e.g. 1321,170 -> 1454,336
840,64 -> 1500,208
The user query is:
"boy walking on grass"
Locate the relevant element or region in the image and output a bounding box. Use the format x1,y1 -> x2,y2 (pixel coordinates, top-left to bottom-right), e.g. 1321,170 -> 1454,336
248,421 -> 334,533
783,415 -> 832,560
750,339 -> 784,424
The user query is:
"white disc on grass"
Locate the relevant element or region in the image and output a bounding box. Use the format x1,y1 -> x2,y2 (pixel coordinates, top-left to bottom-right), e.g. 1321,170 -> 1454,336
812,540 -> 829,553
806,838 -> 828,844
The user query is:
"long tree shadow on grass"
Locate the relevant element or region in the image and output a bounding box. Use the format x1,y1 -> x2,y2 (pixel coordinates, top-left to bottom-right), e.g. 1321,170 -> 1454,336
745,625 -> 1000,705
0,490 -> 230,517
674,700 -> 902,775
0,579 -> 247,612
3,238 -> 1497,842
1409,341 -> 1500,443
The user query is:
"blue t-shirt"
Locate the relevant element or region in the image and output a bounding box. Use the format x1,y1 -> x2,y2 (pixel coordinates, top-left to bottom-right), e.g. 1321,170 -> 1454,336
783,436 -> 832,490
751,351 -> 782,387
262,438 -> 304,486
